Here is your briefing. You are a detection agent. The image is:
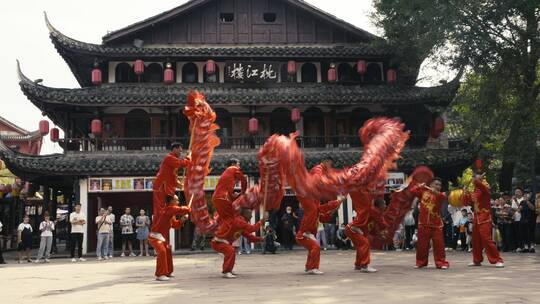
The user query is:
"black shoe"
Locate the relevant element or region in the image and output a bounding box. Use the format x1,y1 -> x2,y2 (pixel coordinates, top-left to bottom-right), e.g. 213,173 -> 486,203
523,248 -> 530,253
530,248 -> 535,253
190,248 -> 195,251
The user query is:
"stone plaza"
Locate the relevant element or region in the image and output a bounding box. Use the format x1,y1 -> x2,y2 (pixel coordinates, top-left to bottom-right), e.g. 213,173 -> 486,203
1,250 -> 538,304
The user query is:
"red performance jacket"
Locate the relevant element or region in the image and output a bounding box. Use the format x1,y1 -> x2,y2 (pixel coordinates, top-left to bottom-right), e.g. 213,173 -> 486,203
215,216 -> 262,244
153,153 -> 190,196
297,163 -> 341,235
410,184 -> 447,228
151,205 -> 191,240
348,190 -> 387,233
297,198 -> 341,236
464,179 -> 492,225
213,166 -> 247,202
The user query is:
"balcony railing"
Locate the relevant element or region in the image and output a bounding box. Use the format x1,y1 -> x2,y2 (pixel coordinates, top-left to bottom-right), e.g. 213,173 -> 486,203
58,134 -> 467,153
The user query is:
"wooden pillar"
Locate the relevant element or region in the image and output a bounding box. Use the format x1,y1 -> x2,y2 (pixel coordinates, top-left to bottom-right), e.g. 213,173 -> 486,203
51,188 -> 58,219
43,184 -> 50,215
331,107 -> 338,147
168,110 -> 173,138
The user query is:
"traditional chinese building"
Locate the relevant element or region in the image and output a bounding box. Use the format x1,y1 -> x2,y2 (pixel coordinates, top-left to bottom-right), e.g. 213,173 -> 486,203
0,0 -> 472,253
0,116 -> 44,245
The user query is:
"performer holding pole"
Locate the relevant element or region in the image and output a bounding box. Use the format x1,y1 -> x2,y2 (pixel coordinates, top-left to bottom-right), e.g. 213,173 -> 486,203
464,173 -> 504,268
211,208 -> 265,278
152,143 -> 191,218
409,177 -> 450,269
212,158 -> 247,228
296,196 -> 344,275
295,157 -> 343,275
148,195 -> 191,281
345,189 -> 387,273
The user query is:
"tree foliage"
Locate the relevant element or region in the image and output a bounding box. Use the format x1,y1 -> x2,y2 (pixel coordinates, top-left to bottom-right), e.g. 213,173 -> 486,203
373,0 -> 540,191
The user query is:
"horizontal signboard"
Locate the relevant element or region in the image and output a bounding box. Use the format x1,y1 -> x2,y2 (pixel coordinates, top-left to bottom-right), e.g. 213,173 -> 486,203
88,176 -> 251,193
224,61 -> 279,83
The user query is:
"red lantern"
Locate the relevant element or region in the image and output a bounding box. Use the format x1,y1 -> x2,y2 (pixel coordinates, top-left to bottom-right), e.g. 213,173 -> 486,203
430,116 -> 445,139
206,60 -> 216,75
164,63 -> 174,85
134,60 -> 145,75
287,61 -> 296,76
91,68 -> 102,85
387,69 -> 397,84
91,119 -> 102,136
328,66 -> 337,83
248,117 -> 259,135
291,108 -> 301,123
475,158 -> 483,171
357,60 -> 366,75
50,127 -> 59,142
39,120 -> 49,136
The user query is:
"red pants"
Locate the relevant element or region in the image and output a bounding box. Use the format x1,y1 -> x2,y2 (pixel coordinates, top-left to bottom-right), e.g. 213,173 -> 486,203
211,240 -> 236,273
472,222 -> 503,264
149,238 -> 174,277
296,234 -> 320,271
345,225 -> 370,267
416,225 -> 449,268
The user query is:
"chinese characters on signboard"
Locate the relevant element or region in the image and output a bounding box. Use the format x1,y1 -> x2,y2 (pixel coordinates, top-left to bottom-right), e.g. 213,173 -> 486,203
224,62 -> 279,83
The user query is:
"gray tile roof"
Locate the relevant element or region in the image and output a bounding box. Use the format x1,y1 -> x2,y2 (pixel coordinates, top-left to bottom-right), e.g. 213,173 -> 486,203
47,15 -> 390,60
18,64 -> 459,107
0,137 -> 474,181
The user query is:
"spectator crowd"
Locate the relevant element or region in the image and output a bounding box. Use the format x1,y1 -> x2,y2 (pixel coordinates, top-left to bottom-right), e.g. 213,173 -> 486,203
0,187 -> 538,264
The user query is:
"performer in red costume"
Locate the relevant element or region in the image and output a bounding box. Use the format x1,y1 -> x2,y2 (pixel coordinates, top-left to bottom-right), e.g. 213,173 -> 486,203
296,158 -> 344,275
212,158 -> 247,227
148,195 -> 191,281
153,143 -> 191,217
296,196 -> 343,274
345,190 -> 387,273
464,174 -> 504,268
409,177 -> 450,269
211,208 -> 264,278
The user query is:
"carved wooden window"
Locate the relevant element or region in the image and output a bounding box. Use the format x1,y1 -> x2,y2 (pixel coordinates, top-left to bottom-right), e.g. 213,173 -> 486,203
301,63 -> 317,83
263,13 -> 277,23
220,13 -> 234,23
182,63 -> 198,83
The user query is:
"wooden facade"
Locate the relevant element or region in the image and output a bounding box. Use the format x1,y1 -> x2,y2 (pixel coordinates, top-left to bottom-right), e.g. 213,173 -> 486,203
107,0 -> 369,46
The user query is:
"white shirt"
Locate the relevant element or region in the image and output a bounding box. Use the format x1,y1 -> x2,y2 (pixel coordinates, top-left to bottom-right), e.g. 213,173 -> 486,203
0,221 -> 3,232
70,211 -> 86,233
39,220 -> 55,237
108,213 -> 116,233
512,198 -> 522,222
120,214 -> 135,234
404,210 -> 415,226
95,215 -> 112,234
18,223 -> 33,232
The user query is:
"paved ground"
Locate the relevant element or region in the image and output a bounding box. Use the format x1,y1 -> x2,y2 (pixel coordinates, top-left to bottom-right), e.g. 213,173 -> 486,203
1,250 -> 539,304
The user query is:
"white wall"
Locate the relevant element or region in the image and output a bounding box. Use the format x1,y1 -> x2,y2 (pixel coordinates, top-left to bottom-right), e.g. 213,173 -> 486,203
79,178 -> 89,254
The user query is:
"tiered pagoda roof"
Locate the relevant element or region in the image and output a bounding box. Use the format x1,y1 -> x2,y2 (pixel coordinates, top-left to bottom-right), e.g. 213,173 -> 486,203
0,0 -> 473,186
18,61 -> 460,108
0,138 -> 474,182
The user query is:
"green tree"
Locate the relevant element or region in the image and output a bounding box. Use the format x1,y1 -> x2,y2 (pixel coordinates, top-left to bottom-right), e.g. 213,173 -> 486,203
373,0 -> 540,191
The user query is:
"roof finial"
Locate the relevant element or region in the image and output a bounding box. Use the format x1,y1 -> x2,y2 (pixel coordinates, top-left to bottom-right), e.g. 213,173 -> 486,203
16,60 -> 24,81
15,60 -> 34,84
44,11 -> 56,33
